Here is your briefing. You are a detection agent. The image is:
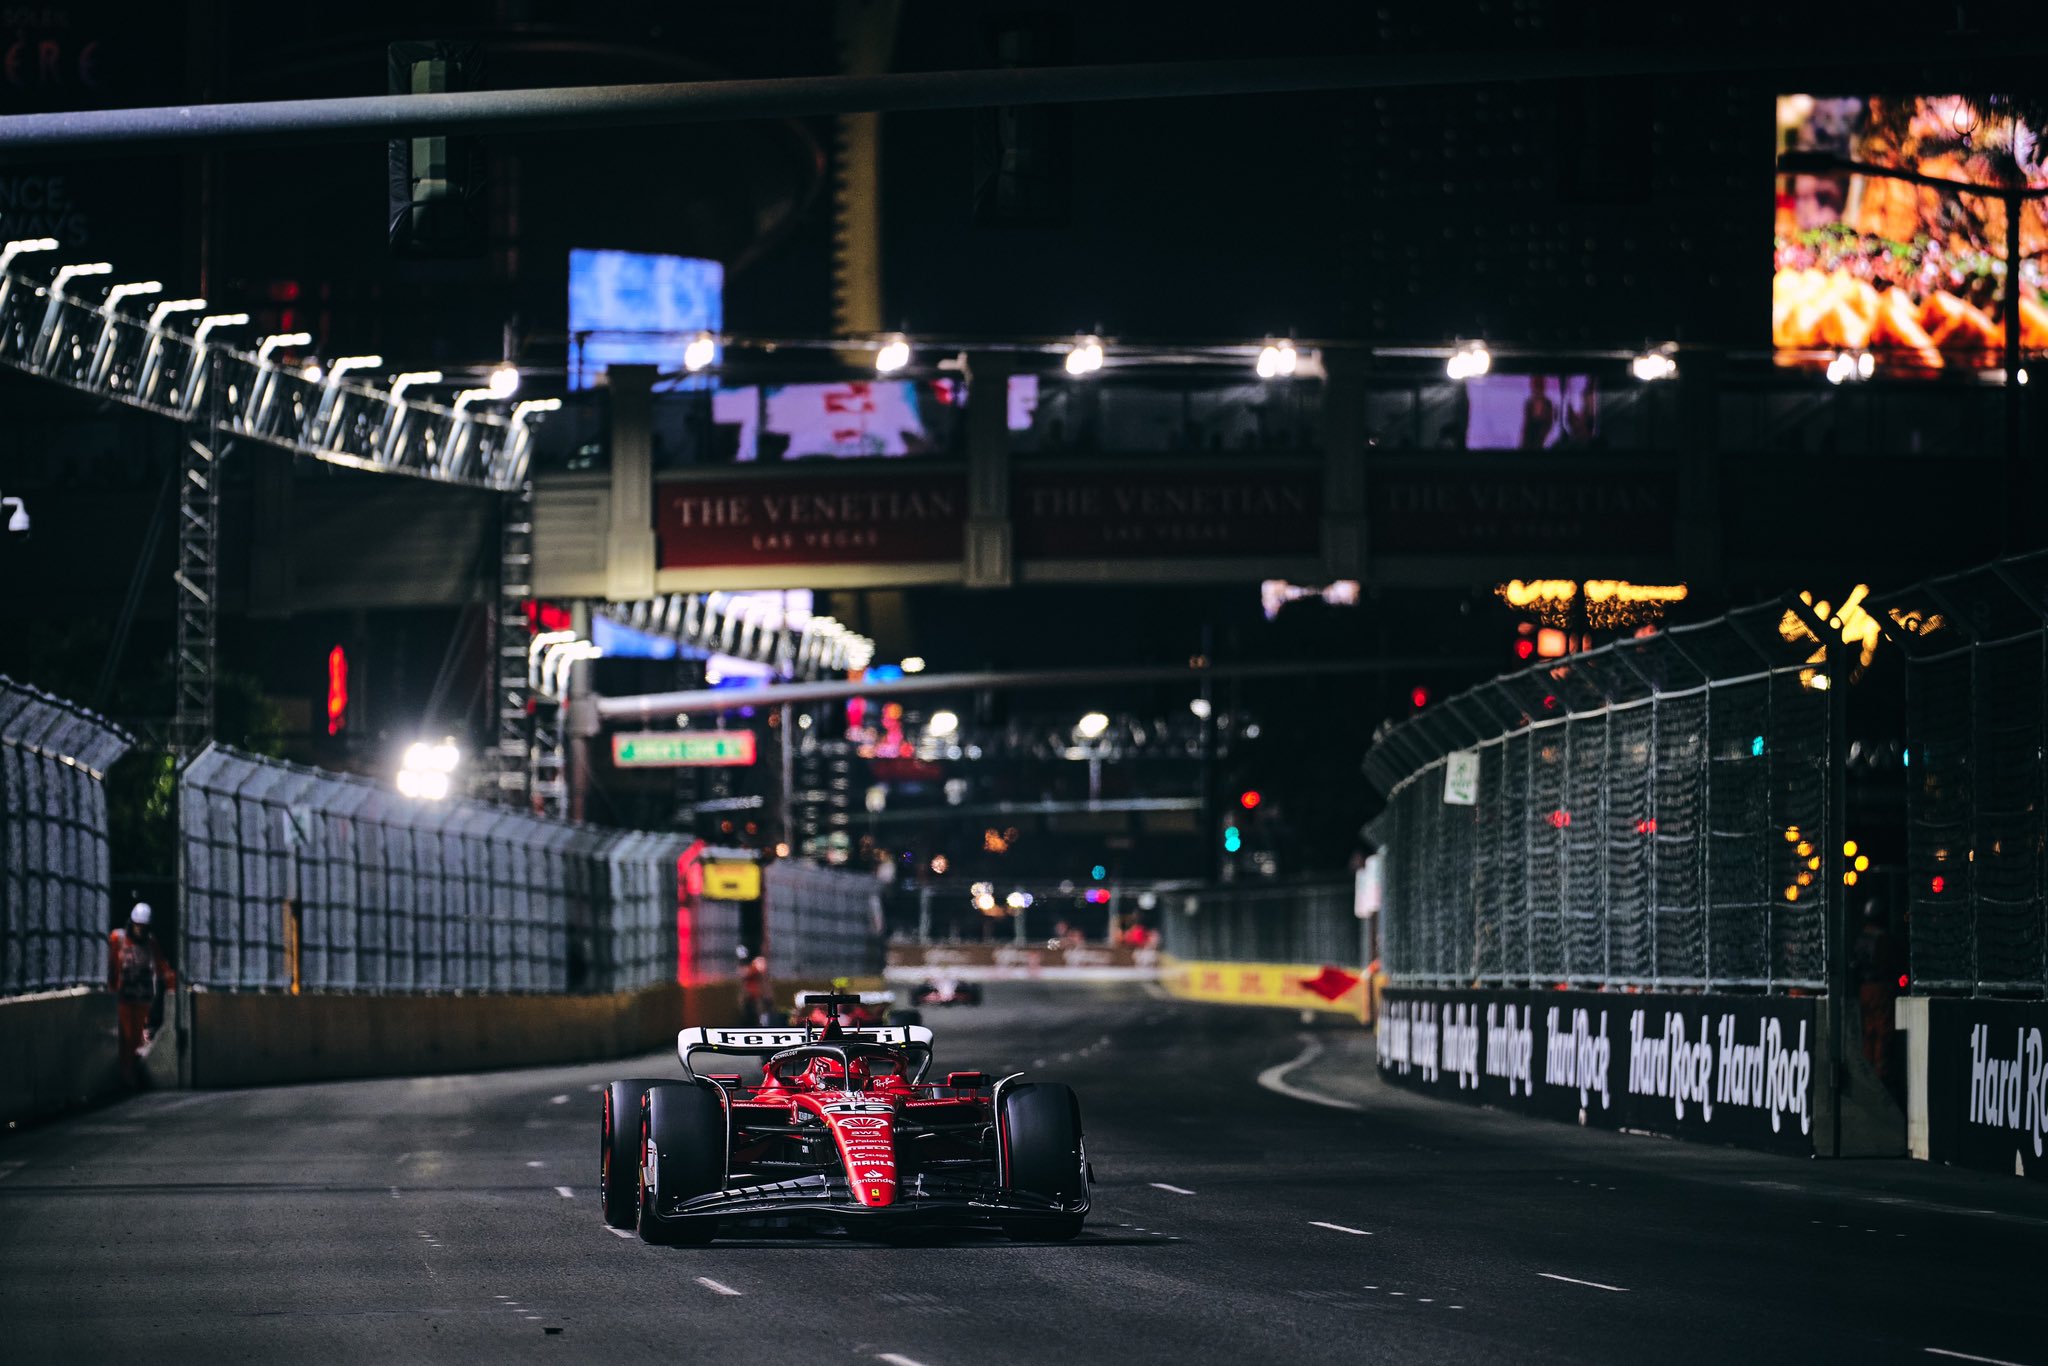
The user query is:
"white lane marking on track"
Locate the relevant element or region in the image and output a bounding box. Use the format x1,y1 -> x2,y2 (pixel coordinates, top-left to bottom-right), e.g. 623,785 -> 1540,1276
550,1095 -> 569,1105
0,1162 -> 25,1181
695,1276 -> 742,1296
1927,1350 -> 2031,1366
389,1186 -> 401,1199
1309,1221 -> 1373,1236
1258,1035 -> 1362,1112
555,1186 -> 574,1199
608,1227 -> 635,1239
587,1082 -> 604,1092
877,1356 -> 932,1366
1150,1183 -> 1196,1196
1539,1272 -> 1629,1293
526,1161 -> 545,1167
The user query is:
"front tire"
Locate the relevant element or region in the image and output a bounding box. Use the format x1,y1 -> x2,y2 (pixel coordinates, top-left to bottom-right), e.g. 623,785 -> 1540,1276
601,1079 -> 665,1228
638,1082 -> 726,1245
999,1082 -> 1087,1241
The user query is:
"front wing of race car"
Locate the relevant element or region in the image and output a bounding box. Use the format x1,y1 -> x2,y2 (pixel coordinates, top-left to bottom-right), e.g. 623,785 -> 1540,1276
647,1172 -> 1087,1234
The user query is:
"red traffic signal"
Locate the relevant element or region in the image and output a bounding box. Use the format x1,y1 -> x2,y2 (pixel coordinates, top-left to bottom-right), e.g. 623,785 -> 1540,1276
1239,790 -> 1262,810
1410,685 -> 1430,709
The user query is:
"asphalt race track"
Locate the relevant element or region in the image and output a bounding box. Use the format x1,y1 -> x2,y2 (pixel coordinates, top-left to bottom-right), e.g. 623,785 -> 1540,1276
3,983 -> 2044,1365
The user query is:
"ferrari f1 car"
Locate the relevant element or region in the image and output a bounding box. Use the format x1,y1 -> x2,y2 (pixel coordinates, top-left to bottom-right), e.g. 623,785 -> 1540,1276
908,976 -> 983,1007
599,992 -> 1089,1245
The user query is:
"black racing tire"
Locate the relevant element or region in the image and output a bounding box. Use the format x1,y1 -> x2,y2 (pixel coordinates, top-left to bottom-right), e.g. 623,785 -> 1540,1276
890,1007 -> 924,1027
601,1079 -> 665,1228
999,1082 -> 1087,1241
638,1082 -> 726,1245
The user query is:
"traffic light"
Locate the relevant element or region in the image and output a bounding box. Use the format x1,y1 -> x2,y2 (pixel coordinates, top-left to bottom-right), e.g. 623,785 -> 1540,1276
1409,685 -> 1430,709
1090,864 -> 1106,880
1223,825 -> 1242,853
1239,790 -> 1262,810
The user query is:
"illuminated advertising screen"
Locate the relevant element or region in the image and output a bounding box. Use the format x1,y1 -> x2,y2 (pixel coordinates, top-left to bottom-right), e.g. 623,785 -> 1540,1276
710,381 -> 950,459
568,248 -> 724,389
1464,374 -> 1597,450
1775,95 -> 2048,372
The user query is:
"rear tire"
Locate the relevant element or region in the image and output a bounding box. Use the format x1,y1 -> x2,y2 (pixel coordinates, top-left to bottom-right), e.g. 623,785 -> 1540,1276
999,1082 -> 1087,1241
890,1007 -> 924,1027
601,1079 -> 665,1228
638,1082 -> 726,1245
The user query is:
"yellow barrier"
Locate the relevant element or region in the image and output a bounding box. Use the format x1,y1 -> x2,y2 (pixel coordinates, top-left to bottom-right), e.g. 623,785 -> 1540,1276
1159,957 -> 1373,1022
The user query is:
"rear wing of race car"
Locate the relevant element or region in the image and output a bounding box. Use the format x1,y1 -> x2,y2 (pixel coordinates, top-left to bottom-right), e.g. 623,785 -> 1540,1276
676,1024 -> 935,1079
795,990 -> 895,1006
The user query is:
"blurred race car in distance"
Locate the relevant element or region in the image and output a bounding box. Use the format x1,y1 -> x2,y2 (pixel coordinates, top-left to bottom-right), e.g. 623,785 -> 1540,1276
598,992 -> 1090,1244
791,987 -> 915,1028
909,976 -> 983,1007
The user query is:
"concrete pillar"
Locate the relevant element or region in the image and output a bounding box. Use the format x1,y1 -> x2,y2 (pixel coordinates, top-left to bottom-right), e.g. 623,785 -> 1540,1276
604,364 -> 658,602
1894,995 -> 1930,1160
963,352 -> 1015,589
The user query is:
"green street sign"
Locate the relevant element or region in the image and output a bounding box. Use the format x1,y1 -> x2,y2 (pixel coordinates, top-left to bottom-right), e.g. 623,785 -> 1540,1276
611,730 -> 757,768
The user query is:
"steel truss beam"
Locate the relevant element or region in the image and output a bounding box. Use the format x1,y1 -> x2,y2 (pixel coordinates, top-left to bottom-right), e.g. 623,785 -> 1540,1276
0,268 -> 526,491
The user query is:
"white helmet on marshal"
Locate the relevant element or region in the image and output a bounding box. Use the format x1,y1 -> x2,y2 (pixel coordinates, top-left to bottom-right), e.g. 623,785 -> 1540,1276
129,902 -> 153,925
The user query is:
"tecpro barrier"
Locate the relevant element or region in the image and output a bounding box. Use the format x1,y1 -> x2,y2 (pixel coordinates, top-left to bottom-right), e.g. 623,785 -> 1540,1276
885,941 -> 1160,981
1377,987 -> 1819,1156
1912,997 -> 2048,1180
1161,957 -> 1371,1019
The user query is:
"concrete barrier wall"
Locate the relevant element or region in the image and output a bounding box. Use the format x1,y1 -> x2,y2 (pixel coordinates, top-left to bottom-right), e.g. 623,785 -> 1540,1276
0,990 -> 122,1125
181,981 -> 736,1090
1895,995 -> 2047,1180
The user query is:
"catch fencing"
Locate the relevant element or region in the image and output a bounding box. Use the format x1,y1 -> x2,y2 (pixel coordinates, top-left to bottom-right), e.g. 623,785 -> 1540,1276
1363,603 -> 1835,994
1875,554 -> 2048,998
1161,880 -> 1362,965
765,859 -> 884,981
0,677 -> 133,997
179,745 -> 722,994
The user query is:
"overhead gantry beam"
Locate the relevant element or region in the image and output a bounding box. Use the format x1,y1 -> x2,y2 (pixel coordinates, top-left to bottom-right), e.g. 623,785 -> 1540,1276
0,44 -> 2034,158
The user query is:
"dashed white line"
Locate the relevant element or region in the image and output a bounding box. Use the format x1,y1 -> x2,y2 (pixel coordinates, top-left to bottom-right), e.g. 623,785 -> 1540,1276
1258,1035 -> 1362,1112
554,1186 -> 574,1199
1150,1182 -> 1196,1196
1926,1349 -> 2030,1366
526,1160 -> 546,1168
877,1355 -> 931,1366
0,1162 -> 25,1181
695,1276 -> 742,1297
550,1094 -> 570,1105
586,1082 -> 604,1092
1309,1221 -> 1373,1236
608,1227 -> 635,1239
1538,1272 -> 1629,1293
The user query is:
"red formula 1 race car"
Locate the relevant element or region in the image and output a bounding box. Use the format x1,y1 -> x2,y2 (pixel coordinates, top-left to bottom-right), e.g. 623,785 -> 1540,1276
908,976 -> 983,1007
599,993 -> 1089,1245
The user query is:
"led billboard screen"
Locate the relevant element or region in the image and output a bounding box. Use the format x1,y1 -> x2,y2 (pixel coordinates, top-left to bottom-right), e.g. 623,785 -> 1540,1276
568,248 -> 724,389
1775,95 -> 2048,372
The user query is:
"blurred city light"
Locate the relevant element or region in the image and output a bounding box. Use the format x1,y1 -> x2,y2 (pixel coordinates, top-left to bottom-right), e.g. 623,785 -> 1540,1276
1063,334 -> 1104,375
1445,340 -> 1491,380
682,330 -> 718,372
874,333 -> 911,374
927,709 -> 960,738
1075,711 -> 1110,739
396,738 -> 461,800
1255,340 -> 1298,379
900,656 -> 926,674
487,362 -> 521,397
1630,350 -> 1678,381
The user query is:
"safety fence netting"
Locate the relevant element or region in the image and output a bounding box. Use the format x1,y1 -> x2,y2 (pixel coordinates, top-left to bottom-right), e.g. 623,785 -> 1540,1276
1160,880 -> 1362,965
178,745 -> 724,994
0,677 -> 133,997
764,859 -> 884,981
1363,602 -> 1833,994
1874,555 -> 2048,998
